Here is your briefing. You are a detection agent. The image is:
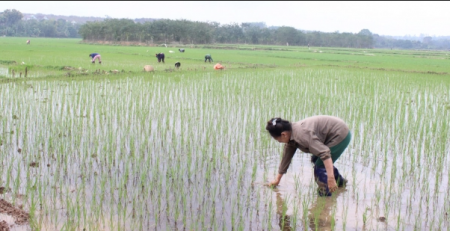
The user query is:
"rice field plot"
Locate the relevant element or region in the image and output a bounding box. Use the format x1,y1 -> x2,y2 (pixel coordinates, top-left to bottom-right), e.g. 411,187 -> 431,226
1,37 -> 450,81
0,66 -> 449,230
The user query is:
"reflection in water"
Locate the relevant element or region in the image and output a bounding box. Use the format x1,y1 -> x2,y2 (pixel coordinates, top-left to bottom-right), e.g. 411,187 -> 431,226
0,67 -> 41,78
0,67 -> 8,77
275,189 -> 344,231
308,190 -> 343,231
276,192 -> 292,231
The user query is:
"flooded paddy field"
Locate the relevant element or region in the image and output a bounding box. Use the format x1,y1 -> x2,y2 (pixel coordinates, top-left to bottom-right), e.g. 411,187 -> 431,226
1,68 -> 449,230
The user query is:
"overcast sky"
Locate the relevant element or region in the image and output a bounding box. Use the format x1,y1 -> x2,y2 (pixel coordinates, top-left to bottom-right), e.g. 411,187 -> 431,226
1,1 -> 449,36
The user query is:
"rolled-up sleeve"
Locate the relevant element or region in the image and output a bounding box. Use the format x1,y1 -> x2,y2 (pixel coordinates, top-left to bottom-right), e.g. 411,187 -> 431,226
307,131 -> 331,161
278,142 -> 297,174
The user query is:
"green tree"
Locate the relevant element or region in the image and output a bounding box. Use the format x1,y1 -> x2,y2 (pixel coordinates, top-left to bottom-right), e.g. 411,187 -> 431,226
358,29 -> 372,36
39,20 -> 57,37
242,23 -> 261,44
276,26 -> 300,45
0,9 -> 23,25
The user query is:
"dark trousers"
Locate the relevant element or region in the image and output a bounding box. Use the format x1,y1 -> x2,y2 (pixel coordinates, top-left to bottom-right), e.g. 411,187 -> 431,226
312,131 -> 351,196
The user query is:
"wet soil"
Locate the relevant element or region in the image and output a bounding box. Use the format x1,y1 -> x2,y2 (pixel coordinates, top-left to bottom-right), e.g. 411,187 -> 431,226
0,220 -> 9,231
0,199 -> 29,225
29,162 -> 39,168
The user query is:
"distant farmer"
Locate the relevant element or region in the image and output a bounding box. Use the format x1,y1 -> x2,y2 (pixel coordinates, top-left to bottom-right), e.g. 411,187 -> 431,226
26,40 -> 30,45
89,53 -> 101,64
179,48 -> 185,52
143,65 -> 154,72
174,62 -> 181,68
156,53 -> 165,63
266,115 -> 351,196
214,63 -> 224,70
205,54 -> 213,63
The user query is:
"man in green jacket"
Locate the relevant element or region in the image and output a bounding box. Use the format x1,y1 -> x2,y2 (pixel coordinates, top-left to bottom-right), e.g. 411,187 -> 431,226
205,54 -> 213,63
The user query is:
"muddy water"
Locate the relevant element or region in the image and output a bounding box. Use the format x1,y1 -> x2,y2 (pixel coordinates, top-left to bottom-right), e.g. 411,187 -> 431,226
0,67 -> 8,77
254,151 -> 445,231
0,66 -> 43,78
0,214 -> 29,231
1,75 -> 449,230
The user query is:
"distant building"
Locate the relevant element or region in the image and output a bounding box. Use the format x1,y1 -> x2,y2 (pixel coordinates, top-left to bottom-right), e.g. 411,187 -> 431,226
242,22 -> 267,29
134,18 -> 158,24
24,15 -> 37,20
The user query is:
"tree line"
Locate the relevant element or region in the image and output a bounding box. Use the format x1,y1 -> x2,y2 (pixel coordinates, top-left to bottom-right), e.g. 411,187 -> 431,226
75,18 -> 450,50
78,18 -> 374,48
373,34 -> 450,50
2,9 -> 449,50
0,9 -> 81,38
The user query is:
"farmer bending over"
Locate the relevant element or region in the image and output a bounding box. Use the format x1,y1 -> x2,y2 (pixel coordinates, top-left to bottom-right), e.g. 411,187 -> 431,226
156,53 -> 165,63
214,63 -> 224,70
266,115 -> 351,196
89,53 -> 101,64
205,54 -> 213,63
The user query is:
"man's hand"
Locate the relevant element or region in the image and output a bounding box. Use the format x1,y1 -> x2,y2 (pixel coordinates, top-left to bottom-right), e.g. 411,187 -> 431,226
328,177 -> 338,192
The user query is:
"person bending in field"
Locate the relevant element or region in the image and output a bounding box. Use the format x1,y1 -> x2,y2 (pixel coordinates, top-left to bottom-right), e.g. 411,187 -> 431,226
89,53 -> 102,64
156,53 -> 165,63
214,63 -> 224,70
266,116 -> 351,196
175,62 -> 181,68
204,54 -> 213,63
